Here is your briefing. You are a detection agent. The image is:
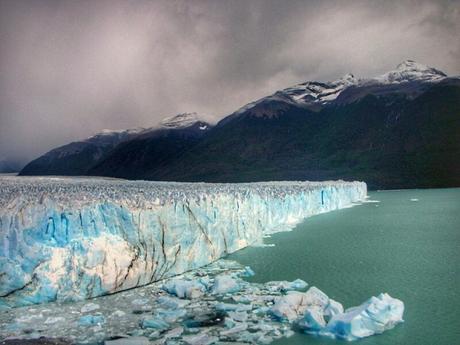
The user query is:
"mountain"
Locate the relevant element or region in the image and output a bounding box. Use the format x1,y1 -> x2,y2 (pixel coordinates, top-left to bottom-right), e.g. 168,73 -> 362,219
234,60 -> 448,114
19,113 -> 212,177
87,113 -> 212,179
19,61 -> 460,189
19,128 -> 145,176
0,159 -> 23,173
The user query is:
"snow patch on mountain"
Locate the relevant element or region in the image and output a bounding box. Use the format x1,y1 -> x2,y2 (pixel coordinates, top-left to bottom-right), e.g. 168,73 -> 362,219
160,112 -> 205,129
282,73 -> 359,106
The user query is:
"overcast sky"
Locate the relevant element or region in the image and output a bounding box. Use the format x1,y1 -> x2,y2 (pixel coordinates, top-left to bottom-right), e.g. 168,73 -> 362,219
1,0 -> 459,163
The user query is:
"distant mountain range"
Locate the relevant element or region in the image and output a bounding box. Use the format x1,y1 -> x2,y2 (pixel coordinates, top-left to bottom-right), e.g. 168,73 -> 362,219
20,113 -> 212,177
19,61 -> 460,189
0,159 -> 22,173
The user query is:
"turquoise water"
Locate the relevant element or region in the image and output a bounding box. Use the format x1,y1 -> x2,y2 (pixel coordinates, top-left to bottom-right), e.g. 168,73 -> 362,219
229,189 -> 460,345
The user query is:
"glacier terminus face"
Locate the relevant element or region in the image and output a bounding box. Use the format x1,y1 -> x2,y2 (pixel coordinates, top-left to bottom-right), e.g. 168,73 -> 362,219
0,176 -> 366,309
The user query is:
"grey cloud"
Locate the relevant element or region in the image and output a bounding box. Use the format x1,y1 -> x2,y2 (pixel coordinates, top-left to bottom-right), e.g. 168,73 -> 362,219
0,0 -> 459,164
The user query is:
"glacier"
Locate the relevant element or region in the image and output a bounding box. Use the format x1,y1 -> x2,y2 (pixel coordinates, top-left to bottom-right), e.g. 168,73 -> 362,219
0,176 -> 366,308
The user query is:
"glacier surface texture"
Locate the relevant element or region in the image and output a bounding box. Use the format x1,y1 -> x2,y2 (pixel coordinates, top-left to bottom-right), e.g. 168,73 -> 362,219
0,177 -> 366,308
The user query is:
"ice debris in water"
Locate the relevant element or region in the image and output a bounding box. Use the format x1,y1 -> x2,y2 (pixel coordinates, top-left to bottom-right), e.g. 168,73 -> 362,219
0,259 -> 404,345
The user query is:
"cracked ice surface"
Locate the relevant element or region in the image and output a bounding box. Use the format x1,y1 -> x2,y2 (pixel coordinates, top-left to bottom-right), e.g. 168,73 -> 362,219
0,176 -> 366,308
0,259 -> 404,344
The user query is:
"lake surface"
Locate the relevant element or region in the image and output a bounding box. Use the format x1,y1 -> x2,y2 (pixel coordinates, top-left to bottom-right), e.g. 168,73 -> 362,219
229,188 -> 460,345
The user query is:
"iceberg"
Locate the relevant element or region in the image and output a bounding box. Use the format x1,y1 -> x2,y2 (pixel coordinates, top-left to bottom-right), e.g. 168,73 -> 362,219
323,293 -> 404,340
0,176 -> 366,307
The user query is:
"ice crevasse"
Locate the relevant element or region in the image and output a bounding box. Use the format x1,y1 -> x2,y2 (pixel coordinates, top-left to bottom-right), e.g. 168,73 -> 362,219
0,177 -> 367,308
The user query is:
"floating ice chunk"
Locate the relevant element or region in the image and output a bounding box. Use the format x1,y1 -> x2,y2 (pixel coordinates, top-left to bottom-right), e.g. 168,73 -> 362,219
164,326 -> 184,339
224,317 -> 236,329
110,310 -> 126,318
131,298 -> 149,306
257,334 -> 274,344
270,286 -> 333,322
364,199 -> 380,203
183,333 -> 219,345
410,198 -> 419,202
324,298 -> 344,318
44,316 -> 65,324
140,317 -> 169,330
158,296 -> 190,309
240,266 -> 255,277
266,279 -> 308,292
212,275 -> 241,295
270,291 -> 309,321
215,303 -> 252,312
78,314 -> 105,326
81,302 -> 100,313
297,306 -> 326,333
324,293 -> 404,340
288,279 -> 308,290
15,314 -> 43,323
227,311 -> 248,322
219,321 -> 248,336
156,308 -> 187,323
253,306 -> 270,315
162,279 -> 206,299
104,337 -> 149,345
304,286 -> 329,305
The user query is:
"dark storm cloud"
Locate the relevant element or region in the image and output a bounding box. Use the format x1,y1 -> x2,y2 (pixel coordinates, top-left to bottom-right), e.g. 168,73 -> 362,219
1,0 -> 459,163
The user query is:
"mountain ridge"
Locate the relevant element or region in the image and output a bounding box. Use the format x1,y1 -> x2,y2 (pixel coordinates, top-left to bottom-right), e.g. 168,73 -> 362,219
19,61 -> 460,189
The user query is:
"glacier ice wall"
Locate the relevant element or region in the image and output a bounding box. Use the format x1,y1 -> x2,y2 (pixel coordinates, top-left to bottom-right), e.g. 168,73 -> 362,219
0,177 -> 366,308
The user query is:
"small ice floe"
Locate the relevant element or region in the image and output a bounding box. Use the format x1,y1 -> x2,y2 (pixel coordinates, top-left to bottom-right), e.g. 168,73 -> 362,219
252,243 -> 276,248
140,317 -> 169,330
265,278 -> 308,292
410,198 -> 419,202
110,310 -> 126,318
240,266 -> 255,277
44,316 -> 65,324
164,326 -> 184,339
211,274 -> 242,295
78,315 -> 105,326
183,332 -> 219,345
104,336 -> 149,345
162,279 -> 207,299
157,296 -> 190,309
81,302 -> 100,313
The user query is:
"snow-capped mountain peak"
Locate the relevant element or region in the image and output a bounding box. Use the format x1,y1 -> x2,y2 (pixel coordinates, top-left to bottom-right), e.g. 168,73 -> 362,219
373,60 -> 446,84
86,127 -> 147,142
280,73 -> 359,106
338,73 -> 358,85
231,60 -> 451,117
160,112 -> 203,129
